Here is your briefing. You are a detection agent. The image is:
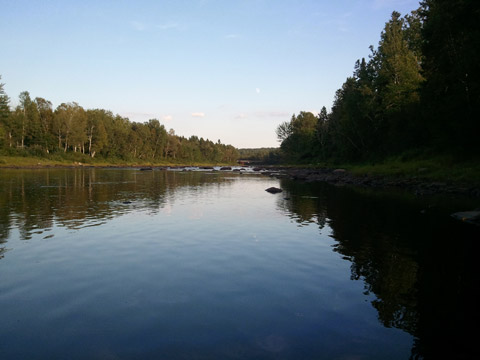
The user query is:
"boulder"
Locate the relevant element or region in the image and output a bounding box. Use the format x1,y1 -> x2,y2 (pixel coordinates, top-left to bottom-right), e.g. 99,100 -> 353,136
451,210 -> 480,226
220,166 -> 232,170
265,187 -> 283,194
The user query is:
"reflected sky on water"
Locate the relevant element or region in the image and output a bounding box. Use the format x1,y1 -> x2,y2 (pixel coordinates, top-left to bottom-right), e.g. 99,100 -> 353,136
0,168 -> 479,359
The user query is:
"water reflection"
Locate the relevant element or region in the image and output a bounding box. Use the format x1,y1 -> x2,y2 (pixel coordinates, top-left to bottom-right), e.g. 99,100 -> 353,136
1,169 -> 479,359
0,168 -> 240,241
278,179 -> 480,359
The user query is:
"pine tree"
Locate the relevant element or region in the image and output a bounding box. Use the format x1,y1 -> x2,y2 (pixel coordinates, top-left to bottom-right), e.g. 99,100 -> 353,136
376,11 -> 423,112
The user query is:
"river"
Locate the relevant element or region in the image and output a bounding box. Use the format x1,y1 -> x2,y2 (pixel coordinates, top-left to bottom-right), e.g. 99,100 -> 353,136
0,168 -> 478,359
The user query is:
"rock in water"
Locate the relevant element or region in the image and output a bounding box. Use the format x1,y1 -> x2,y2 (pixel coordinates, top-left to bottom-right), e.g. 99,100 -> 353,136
265,187 -> 282,194
451,210 -> 480,226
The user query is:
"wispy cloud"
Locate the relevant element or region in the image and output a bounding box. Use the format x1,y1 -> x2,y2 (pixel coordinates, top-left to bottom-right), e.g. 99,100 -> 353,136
234,113 -> 247,119
255,88 -> 261,94
191,112 -> 205,118
163,115 -> 173,121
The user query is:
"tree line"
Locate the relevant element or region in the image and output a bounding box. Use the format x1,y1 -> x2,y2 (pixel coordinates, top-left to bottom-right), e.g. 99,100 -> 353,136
237,147 -> 282,164
276,0 -> 480,163
0,86 -> 238,164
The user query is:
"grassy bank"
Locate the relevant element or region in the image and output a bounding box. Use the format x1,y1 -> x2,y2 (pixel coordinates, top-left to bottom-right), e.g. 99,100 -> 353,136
273,152 -> 480,186
326,155 -> 480,185
0,154 -> 234,168
2,153 -> 479,186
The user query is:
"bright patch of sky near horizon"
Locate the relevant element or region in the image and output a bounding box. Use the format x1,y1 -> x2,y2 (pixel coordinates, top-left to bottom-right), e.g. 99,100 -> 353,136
1,0 -> 420,148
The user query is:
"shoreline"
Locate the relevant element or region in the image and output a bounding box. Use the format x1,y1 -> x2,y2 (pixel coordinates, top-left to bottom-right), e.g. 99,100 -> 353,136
257,166 -> 480,198
2,162 -> 479,197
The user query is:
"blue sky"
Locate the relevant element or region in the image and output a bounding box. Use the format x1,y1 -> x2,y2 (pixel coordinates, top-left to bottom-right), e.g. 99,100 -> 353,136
1,0 -> 421,148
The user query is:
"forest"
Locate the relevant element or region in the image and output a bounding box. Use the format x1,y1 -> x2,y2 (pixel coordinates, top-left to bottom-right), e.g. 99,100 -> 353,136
0,86 -> 238,164
1,0 -> 479,168
276,0 -> 479,165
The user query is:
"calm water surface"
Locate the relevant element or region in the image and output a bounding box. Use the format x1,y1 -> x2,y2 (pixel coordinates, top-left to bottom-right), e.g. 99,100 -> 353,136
0,168 -> 479,359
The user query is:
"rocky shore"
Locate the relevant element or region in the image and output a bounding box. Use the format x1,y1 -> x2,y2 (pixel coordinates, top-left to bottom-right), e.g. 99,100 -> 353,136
255,166 -> 480,198
3,162 -> 479,198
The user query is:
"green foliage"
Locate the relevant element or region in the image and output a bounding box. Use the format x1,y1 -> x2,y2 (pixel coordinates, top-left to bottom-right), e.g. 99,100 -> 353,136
421,0 -> 480,154
276,2 -> 479,166
0,76 -> 239,165
277,111 -> 318,161
237,147 -> 281,164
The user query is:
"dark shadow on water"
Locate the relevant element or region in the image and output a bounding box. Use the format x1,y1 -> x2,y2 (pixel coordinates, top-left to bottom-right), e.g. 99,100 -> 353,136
278,179 -> 480,359
1,169 -> 479,359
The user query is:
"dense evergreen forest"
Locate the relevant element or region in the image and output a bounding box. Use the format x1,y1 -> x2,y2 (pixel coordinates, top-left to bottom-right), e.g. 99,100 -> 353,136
0,84 -> 238,164
276,0 -> 480,164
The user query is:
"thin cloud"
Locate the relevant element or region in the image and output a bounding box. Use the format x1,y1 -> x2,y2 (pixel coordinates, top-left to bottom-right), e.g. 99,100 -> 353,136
191,112 -> 205,118
163,115 -> 173,121
255,88 -> 261,94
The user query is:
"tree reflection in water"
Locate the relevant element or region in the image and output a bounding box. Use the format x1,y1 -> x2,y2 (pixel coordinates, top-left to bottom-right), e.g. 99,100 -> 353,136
0,168 -> 236,242
1,169 -> 479,359
278,179 -> 480,360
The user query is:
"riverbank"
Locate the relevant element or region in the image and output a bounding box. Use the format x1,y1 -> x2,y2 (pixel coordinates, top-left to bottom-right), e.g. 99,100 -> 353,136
257,166 -> 480,198
0,155 -> 234,169
2,154 -> 479,197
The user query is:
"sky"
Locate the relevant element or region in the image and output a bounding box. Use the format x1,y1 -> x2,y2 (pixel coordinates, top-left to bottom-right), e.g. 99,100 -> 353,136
1,0 -> 421,148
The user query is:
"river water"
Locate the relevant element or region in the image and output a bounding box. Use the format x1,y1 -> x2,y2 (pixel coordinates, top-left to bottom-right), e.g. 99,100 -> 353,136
0,168 -> 478,359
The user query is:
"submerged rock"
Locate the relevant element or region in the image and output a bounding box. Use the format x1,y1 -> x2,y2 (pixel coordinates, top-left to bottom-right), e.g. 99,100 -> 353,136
265,187 -> 283,194
220,166 -> 232,170
451,210 -> 480,226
